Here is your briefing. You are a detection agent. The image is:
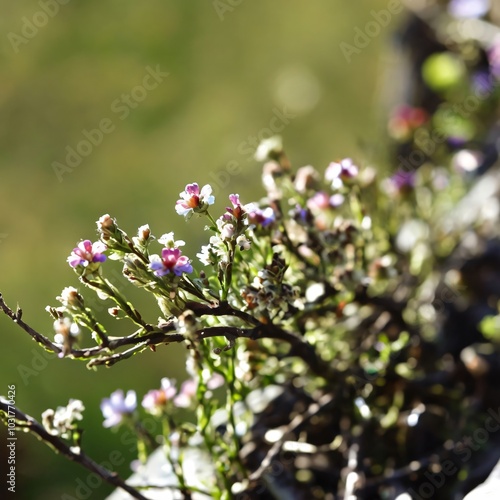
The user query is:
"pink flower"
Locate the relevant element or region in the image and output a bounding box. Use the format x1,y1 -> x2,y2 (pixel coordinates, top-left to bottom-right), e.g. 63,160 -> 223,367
307,191 -> 330,211
175,183 -> 215,218
142,378 -> 177,415
67,240 -> 107,268
173,379 -> 197,408
149,248 -> 193,277
307,191 -> 345,211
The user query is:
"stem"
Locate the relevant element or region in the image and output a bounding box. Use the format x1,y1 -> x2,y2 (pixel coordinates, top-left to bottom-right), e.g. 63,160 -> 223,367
206,210 -> 218,231
226,347 -> 246,477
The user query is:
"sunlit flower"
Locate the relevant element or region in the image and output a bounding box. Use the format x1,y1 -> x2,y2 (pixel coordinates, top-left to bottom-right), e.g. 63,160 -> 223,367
325,158 -> 359,189
42,399 -> 85,438
175,183 -> 215,218
100,390 -> 137,428
197,235 -> 226,266
158,232 -> 185,248
150,248 -> 193,277
142,378 -> 177,414
67,240 -> 107,268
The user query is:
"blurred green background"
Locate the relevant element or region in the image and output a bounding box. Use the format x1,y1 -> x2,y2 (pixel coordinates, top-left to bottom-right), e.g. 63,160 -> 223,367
0,1 -> 398,497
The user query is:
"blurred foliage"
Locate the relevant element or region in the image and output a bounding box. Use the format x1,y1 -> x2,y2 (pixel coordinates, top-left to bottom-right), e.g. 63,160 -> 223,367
0,1 -> 391,497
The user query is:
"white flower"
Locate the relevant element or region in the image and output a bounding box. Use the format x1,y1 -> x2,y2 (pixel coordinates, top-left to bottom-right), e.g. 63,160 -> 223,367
254,136 -> 283,162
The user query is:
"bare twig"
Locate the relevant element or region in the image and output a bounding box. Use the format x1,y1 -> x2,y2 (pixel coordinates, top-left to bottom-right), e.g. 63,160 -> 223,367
248,392 -> 336,484
0,398 -> 148,500
0,293 -> 62,355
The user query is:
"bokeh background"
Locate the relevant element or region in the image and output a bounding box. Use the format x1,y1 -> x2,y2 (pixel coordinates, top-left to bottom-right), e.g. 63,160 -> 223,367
0,1 -> 400,497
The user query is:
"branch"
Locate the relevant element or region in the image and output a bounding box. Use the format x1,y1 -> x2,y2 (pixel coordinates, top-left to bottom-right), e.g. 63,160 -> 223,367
0,293 -> 62,355
1,293 -> 331,377
248,392 -> 336,484
0,398 -> 148,500
198,322 -> 333,379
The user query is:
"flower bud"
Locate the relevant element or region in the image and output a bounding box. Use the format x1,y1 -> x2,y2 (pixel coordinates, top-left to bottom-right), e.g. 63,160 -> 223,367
57,287 -> 85,311
97,214 -> 117,241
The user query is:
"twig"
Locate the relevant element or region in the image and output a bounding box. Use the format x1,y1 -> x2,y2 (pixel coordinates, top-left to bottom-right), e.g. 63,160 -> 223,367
248,392 -> 336,484
0,398 -> 148,500
0,293 -> 62,355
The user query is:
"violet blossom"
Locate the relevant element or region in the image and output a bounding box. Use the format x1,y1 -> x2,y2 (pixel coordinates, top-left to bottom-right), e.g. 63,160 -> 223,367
67,240 -> 107,268
100,390 -> 137,428
388,169 -> 416,193
150,248 -> 193,277
245,204 -> 276,227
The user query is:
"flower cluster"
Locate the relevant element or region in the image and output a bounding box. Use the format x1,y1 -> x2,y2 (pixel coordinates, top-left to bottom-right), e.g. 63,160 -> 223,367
42,399 -> 85,439
101,374 -> 224,424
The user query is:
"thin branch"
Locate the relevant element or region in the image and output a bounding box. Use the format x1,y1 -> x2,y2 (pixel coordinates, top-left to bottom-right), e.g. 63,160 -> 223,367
248,392 -> 336,484
0,398 -> 148,500
1,293 -> 330,377
0,293 -> 62,355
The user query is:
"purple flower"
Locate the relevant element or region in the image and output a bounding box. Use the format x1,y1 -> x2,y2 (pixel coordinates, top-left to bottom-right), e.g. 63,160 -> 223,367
100,390 -> 137,428
448,0 -> 490,18
245,204 -> 276,227
67,240 -> 107,268
229,194 -> 241,207
222,193 -> 245,222
325,158 -> 358,189
175,183 -> 215,218
149,248 -> 193,277
389,169 -> 416,192
142,378 -> 177,414
471,71 -> 495,95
